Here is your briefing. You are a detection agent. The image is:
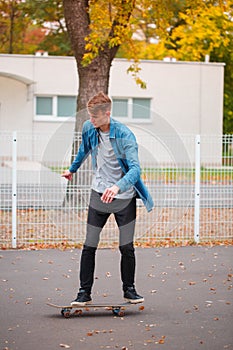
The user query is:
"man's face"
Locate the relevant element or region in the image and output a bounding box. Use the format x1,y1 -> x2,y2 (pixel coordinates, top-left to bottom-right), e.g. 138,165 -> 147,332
88,109 -> 110,129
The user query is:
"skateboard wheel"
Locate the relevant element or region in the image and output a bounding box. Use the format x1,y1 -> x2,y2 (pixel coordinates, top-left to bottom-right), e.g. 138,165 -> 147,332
117,311 -> 125,317
61,308 -> 71,318
112,308 -> 125,317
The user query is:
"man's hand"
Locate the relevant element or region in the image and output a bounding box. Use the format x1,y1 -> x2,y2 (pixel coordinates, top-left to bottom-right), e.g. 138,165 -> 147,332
101,185 -> 119,203
61,169 -> 73,181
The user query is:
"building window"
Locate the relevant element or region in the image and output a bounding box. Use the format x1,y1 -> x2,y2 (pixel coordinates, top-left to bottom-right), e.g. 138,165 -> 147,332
36,97 -> 53,115
132,98 -> 150,119
112,97 -> 151,121
35,96 -> 76,119
112,99 -> 128,118
57,96 -> 76,117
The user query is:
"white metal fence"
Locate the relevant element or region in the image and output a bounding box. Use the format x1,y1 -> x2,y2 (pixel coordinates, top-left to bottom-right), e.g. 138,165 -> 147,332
0,131 -> 232,248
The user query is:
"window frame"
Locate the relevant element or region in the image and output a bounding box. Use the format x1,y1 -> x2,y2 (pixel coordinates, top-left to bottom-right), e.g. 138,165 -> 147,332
34,95 -> 76,122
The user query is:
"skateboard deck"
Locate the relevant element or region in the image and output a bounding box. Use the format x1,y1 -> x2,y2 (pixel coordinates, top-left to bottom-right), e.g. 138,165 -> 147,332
46,302 -> 144,318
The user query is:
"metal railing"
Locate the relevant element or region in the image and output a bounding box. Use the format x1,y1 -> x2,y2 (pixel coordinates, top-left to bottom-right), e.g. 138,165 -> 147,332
0,131 -> 232,248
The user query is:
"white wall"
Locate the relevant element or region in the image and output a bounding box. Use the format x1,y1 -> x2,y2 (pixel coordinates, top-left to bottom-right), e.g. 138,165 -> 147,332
0,54 -> 225,165
0,76 -> 33,131
110,59 -> 224,136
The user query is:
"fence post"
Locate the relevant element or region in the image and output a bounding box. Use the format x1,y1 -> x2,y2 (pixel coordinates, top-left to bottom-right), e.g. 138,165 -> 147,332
194,134 -> 200,243
12,131 -> 17,248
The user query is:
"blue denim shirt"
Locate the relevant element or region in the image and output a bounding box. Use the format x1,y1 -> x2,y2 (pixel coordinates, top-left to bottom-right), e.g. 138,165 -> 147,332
69,118 -> 154,212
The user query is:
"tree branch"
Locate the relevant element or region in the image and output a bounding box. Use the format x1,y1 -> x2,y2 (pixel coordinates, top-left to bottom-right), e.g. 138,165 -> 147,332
107,0 -> 135,60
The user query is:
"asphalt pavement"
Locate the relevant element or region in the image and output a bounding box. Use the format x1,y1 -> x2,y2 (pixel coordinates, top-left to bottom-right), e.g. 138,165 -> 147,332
0,246 -> 232,350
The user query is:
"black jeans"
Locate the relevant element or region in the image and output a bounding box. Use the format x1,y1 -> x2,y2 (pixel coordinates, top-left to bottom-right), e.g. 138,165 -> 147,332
79,190 -> 136,293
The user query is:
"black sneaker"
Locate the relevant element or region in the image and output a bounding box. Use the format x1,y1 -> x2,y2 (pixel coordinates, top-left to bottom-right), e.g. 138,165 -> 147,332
71,289 -> 92,306
124,286 -> 144,304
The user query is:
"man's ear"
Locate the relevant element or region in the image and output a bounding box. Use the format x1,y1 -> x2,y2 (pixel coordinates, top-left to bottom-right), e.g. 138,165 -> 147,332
106,111 -> 111,117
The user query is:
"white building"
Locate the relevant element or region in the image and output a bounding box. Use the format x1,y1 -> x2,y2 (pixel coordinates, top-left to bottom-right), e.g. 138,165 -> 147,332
0,54 -> 225,166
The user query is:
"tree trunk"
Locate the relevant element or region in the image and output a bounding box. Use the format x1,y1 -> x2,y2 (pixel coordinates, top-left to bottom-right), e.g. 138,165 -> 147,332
76,53 -> 113,124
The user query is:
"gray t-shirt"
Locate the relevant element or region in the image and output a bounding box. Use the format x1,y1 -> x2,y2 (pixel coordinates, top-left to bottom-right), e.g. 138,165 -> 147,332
91,130 -> 135,199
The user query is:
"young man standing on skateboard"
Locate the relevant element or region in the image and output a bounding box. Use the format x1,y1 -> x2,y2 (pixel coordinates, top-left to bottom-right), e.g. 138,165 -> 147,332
62,92 -> 154,306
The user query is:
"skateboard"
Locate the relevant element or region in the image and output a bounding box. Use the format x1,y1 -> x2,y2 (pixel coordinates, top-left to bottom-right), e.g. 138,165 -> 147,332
46,302 -> 144,318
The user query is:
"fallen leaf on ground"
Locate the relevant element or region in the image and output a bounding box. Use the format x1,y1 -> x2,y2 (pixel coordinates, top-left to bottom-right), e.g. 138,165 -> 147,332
159,336 -> 166,344
59,344 -> 70,348
189,281 -> 196,285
